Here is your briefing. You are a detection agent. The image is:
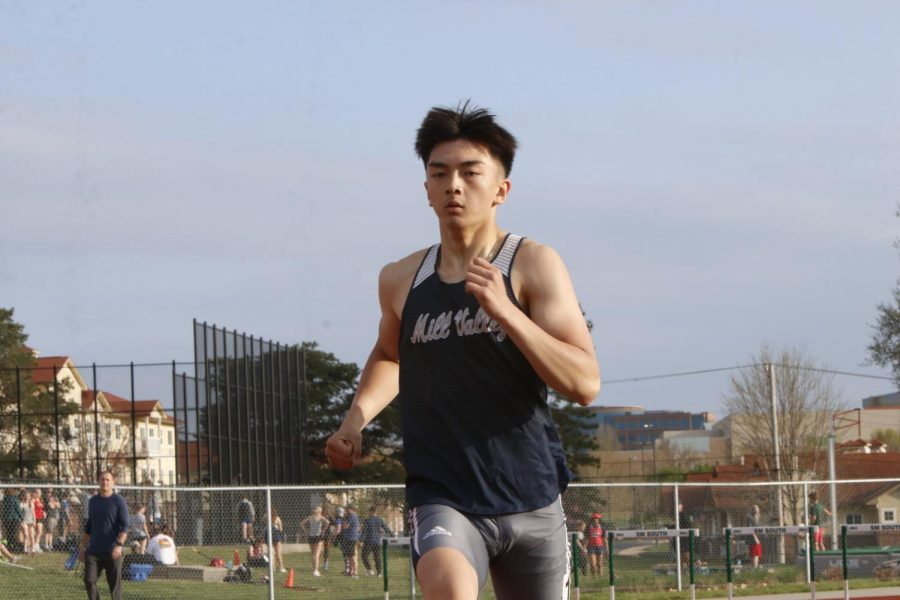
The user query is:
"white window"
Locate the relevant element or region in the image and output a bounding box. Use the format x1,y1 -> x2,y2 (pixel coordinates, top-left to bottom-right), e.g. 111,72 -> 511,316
149,428 -> 155,437
150,469 -> 156,481
140,427 -> 146,439
169,470 -> 174,485
881,508 -> 897,524
141,468 -> 148,481
115,424 -> 121,439
168,431 -> 173,445
846,514 -> 863,524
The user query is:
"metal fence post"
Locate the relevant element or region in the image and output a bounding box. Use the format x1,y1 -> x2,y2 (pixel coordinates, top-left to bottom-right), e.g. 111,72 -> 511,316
674,483 -> 682,591
809,525 -> 817,600
725,528 -> 733,600
571,531 -> 580,600
688,529 -> 696,600
53,363 -> 60,481
382,538 -> 389,600
16,366 -> 23,478
265,486 -> 274,600
841,524 -> 849,600
607,530 -> 615,600
803,481 -> 810,583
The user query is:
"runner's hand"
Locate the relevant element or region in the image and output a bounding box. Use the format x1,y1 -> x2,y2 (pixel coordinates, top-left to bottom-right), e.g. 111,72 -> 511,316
465,257 -> 513,323
325,428 -> 361,471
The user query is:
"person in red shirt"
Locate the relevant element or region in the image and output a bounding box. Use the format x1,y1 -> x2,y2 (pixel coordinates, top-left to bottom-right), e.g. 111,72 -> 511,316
32,490 -> 45,554
584,513 -> 605,576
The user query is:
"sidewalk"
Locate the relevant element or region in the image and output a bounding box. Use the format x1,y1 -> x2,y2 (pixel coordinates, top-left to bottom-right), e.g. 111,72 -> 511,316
705,585 -> 900,599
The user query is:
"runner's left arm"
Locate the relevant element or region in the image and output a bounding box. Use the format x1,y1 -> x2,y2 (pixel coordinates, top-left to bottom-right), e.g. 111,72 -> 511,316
465,242 -> 600,405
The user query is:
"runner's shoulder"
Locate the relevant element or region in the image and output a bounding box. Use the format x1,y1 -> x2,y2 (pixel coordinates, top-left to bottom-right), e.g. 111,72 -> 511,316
379,247 -> 431,291
510,237 -> 567,279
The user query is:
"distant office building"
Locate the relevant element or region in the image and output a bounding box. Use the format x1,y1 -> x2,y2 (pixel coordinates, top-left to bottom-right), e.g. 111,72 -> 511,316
863,392 -> 900,409
586,405 -> 716,450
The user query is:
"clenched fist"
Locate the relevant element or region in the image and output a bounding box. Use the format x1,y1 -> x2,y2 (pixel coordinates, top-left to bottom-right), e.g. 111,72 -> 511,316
325,428 -> 362,471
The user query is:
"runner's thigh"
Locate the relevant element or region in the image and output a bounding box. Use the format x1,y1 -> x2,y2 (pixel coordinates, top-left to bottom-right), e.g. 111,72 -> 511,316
409,504 -> 490,590
490,499 -> 569,600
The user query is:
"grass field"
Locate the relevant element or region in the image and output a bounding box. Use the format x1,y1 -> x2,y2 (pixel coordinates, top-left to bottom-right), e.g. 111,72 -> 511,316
2,545 -> 898,600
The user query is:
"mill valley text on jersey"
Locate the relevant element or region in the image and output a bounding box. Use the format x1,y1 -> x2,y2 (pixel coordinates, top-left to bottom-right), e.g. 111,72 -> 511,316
409,306 -> 508,344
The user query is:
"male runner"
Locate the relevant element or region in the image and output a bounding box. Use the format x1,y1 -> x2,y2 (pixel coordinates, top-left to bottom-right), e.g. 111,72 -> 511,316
325,103 -> 600,600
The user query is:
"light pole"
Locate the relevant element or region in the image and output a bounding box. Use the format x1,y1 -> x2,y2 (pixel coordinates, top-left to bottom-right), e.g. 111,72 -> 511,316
767,363 -> 786,564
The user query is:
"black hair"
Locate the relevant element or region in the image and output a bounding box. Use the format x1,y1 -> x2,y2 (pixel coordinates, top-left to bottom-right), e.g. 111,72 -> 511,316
415,101 -> 518,176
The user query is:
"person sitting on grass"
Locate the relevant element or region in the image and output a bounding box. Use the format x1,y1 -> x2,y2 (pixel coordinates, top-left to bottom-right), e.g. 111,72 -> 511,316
0,538 -> 20,563
146,525 -> 179,566
246,537 -> 269,569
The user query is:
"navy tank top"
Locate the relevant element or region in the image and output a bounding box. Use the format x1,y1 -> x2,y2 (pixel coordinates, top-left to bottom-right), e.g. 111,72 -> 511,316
399,234 -> 572,515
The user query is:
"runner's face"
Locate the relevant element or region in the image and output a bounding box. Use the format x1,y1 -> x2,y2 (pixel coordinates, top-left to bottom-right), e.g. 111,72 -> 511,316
424,139 -> 509,229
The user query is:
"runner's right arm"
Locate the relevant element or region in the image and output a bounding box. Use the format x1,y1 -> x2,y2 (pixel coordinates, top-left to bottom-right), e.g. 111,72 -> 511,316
325,258 -> 412,470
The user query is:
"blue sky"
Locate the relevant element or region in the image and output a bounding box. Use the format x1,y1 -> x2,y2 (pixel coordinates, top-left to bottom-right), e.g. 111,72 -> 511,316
2,1 -> 898,417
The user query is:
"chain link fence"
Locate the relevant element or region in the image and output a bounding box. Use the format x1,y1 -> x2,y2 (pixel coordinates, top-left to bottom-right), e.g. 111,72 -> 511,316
2,479 -> 900,599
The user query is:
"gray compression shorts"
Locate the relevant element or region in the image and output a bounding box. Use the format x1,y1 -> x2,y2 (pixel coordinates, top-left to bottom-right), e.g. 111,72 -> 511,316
408,497 -> 569,600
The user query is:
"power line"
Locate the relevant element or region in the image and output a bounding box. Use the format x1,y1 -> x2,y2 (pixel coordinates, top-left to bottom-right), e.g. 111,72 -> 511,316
604,365 -> 752,385
797,366 -> 894,382
604,363 -> 894,385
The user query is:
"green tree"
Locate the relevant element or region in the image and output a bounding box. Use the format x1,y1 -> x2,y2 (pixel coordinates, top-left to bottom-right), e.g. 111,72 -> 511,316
549,308 -> 601,478
872,428 -> 900,450
0,307 -> 74,478
301,342 -> 403,483
549,394 -> 601,477
868,206 -> 900,385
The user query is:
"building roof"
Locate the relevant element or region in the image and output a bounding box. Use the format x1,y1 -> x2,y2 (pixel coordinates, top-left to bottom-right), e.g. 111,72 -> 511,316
669,451 -> 900,513
31,356 -> 86,388
81,390 -> 174,424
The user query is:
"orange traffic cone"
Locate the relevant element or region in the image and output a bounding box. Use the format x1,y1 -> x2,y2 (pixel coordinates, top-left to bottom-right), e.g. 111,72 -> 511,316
233,548 -> 240,566
284,568 -> 295,589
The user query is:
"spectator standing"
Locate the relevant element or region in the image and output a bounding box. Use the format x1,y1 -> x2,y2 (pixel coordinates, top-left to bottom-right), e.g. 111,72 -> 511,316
78,488 -> 91,523
299,506 -> 329,576
584,513 -> 605,576
675,502 -> 695,567
341,505 -> 361,577
148,482 -> 163,525
238,496 -> 255,543
32,490 -> 45,553
128,505 -> 150,554
747,504 -> 763,568
328,507 -> 345,573
19,489 -> 35,555
571,520 -> 588,576
44,493 -> 61,551
60,493 -> 76,541
69,487 -> 91,540
808,492 -> 832,551
270,507 -> 286,573
360,506 -> 393,576
2,488 -> 23,553
79,471 -> 129,600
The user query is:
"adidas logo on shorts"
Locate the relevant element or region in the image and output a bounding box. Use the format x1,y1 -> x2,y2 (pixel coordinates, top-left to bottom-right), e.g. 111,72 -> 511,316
422,526 -> 452,540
